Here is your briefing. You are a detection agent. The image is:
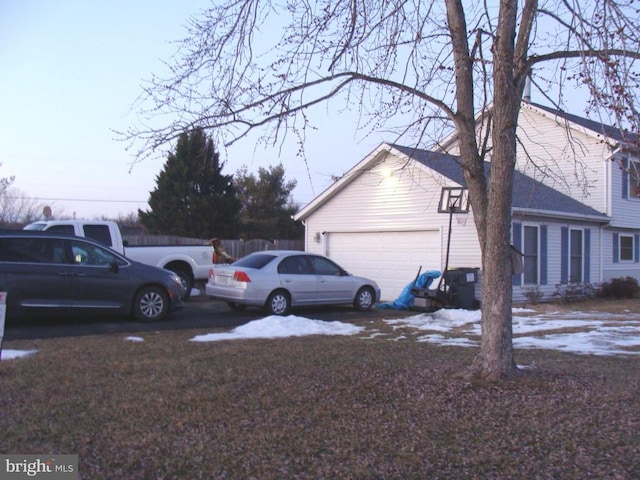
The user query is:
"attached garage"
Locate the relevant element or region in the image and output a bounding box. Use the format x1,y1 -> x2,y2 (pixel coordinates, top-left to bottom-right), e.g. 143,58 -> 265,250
325,230 -> 441,301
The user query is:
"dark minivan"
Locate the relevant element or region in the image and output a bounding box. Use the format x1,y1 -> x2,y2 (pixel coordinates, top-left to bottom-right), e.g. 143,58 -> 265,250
0,230 -> 185,322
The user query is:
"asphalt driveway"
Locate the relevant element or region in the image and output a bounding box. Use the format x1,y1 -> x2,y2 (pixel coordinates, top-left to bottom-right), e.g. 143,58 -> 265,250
3,295 -> 414,341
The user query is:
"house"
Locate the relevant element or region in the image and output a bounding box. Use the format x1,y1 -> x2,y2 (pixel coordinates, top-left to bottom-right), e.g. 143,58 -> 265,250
294,102 -> 640,303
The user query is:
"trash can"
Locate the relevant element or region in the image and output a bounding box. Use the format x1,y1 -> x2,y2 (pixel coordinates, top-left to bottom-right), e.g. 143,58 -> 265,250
443,268 -> 479,309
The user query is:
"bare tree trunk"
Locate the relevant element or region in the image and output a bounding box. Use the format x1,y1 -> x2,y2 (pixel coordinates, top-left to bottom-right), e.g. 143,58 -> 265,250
467,0 -> 521,381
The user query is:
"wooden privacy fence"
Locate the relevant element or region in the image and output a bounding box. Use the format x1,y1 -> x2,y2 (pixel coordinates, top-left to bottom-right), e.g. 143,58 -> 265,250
122,235 -> 304,259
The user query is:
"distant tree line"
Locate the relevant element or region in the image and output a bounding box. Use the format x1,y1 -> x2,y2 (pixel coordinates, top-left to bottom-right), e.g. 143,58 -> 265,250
138,128 -> 304,240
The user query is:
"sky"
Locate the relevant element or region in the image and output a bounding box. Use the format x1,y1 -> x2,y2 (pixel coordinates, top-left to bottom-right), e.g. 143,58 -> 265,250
3,306 -> 639,360
0,0 -> 383,220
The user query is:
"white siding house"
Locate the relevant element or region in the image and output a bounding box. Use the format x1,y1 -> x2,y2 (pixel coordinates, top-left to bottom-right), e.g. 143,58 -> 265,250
294,103 -> 640,303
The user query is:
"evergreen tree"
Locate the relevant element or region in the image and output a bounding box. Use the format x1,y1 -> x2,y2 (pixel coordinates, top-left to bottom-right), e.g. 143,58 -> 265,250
139,129 -> 240,238
235,164 -> 303,240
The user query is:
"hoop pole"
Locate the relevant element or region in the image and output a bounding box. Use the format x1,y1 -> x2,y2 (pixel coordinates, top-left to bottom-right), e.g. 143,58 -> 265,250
437,206 -> 455,291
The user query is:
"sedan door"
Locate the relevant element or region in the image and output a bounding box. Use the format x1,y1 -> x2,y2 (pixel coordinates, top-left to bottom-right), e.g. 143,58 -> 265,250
276,255 -> 318,305
67,239 -> 131,312
308,256 -> 355,303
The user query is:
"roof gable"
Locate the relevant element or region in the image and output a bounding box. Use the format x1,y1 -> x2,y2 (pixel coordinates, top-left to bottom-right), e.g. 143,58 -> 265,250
296,142 -> 608,222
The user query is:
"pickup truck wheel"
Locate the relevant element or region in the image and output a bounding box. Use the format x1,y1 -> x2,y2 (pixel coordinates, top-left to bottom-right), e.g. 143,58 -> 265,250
133,286 -> 169,321
171,269 -> 193,301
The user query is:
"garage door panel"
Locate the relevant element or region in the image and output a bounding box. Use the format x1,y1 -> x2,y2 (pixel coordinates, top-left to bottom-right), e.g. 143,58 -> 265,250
326,231 -> 440,301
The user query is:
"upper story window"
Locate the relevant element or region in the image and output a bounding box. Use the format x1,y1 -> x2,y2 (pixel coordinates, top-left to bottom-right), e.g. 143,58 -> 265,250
622,157 -> 640,199
630,160 -> 640,198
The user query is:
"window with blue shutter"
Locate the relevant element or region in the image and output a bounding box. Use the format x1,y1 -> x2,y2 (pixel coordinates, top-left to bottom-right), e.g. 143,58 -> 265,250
613,233 -> 619,263
635,234 -> 639,263
561,227 -> 568,284
512,222 -> 522,286
622,157 -> 629,199
584,229 -> 591,282
540,225 -> 548,285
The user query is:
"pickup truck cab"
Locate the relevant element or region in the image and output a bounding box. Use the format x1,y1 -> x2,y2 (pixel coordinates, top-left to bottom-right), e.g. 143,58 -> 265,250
24,220 -> 214,299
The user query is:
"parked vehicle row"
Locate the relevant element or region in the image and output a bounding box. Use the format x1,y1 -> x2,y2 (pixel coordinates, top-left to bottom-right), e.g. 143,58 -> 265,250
0,230 -> 186,323
206,250 -> 381,315
24,220 -> 214,298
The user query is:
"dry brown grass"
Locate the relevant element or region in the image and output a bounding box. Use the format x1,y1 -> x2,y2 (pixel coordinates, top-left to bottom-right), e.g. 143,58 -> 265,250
1,304 -> 639,479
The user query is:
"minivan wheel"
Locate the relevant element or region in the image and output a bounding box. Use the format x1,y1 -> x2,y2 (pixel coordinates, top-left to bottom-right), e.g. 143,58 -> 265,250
354,286 -> 375,311
133,286 -> 169,321
171,268 -> 193,301
266,290 -> 290,316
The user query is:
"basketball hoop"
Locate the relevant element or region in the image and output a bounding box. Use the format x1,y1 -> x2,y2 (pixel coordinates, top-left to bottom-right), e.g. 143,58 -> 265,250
438,187 -> 470,214
455,214 -> 468,226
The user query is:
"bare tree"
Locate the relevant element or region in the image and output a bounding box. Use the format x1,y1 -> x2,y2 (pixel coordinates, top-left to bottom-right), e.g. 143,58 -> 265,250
123,0 -> 640,381
0,187 -> 49,226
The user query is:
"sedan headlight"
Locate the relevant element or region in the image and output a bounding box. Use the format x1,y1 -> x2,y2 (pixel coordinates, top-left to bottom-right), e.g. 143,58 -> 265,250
170,273 -> 183,287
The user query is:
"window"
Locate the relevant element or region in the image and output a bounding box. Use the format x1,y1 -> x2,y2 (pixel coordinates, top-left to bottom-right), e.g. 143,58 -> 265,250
82,224 -> 113,247
523,226 -> 539,284
569,229 -> 583,282
309,256 -> 343,276
0,238 -> 67,263
69,240 -> 124,267
46,225 -> 75,236
620,235 -> 634,261
278,256 -> 311,275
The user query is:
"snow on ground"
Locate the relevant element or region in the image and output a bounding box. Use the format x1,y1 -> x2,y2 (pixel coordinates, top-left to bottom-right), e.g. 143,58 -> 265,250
191,315 -> 364,342
2,308 -> 639,361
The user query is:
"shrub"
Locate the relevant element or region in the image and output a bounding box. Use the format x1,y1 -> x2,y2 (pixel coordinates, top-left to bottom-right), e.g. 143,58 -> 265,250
596,276 -> 639,299
522,286 -> 544,304
553,282 -> 597,303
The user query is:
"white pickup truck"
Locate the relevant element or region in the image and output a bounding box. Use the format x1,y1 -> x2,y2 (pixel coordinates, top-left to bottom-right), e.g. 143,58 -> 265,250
24,220 -> 214,299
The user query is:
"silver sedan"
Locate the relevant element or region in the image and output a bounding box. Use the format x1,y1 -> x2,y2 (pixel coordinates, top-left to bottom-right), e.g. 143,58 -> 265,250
205,250 -> 381,315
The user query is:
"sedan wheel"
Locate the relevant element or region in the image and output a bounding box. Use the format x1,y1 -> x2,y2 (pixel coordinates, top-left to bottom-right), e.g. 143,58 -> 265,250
354,286 -> 375,311
266,290 -> 290,316
133,286 -> 169,321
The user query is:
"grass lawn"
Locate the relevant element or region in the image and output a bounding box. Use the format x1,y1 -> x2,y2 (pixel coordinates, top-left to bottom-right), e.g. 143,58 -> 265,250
1,312 -> 639,479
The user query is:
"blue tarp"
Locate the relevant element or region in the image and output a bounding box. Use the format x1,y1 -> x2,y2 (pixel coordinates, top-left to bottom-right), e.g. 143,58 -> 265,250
377,270 -> 441,310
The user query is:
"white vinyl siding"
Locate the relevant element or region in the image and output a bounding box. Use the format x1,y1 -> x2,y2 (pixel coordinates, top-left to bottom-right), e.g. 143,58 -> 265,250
302,154 -> 481,300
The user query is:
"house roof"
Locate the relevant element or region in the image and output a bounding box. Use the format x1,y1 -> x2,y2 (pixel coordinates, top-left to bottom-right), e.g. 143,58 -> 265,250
390,144 -> 608,221
295,142 -> 609,222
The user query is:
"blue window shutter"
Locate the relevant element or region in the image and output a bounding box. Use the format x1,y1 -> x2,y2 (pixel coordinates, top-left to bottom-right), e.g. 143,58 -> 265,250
512,223 -> 522,286
584,229 -> 591,282
613,233 -> 619,263
561,227 -> 569,284
635,234 -> 640,263
540,225 -> 548,285
622,157 -> 629,199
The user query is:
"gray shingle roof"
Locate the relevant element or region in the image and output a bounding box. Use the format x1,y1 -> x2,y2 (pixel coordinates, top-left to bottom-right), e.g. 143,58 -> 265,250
389,143 -> 608,220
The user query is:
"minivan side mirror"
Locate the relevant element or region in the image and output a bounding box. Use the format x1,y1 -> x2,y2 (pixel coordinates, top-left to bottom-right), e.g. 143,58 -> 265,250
110,261 -> 120,273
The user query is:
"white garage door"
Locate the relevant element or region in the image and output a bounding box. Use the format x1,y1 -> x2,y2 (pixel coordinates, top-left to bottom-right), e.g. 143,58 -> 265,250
326,231 -> 441,301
